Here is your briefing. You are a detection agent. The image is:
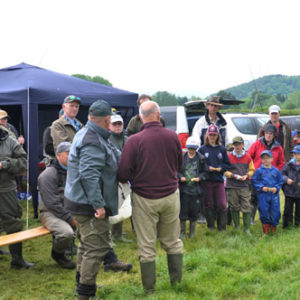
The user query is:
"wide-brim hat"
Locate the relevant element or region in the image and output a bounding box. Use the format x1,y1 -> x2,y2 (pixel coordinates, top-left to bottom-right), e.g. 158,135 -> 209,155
206,96 -> 223,107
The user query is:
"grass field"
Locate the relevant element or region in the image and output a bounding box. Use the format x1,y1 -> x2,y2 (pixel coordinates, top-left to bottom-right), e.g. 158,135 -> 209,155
1,199 -> 300,300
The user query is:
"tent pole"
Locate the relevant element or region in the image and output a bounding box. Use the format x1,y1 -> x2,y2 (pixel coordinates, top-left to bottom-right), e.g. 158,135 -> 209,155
26,87 -> 30,229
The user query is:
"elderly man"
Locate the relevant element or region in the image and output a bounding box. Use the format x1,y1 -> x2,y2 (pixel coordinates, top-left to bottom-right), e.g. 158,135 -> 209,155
258,104 -> 293,162
192,96 -> 227,146
118,101 -> 183,293
51,95 -> 83,153
0,126 -> 34,269
65,100 -> 124,300
38,142 -> 76,269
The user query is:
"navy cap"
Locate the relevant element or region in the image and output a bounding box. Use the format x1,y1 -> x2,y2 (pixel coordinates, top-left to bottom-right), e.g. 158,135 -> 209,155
291,145 -> 300,154
89,100 -> 112,117
63,95 -> 81,104
260,150 -> 273,158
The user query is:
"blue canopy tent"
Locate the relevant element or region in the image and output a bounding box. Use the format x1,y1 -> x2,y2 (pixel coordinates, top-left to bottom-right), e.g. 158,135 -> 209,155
0,62 -> 138,218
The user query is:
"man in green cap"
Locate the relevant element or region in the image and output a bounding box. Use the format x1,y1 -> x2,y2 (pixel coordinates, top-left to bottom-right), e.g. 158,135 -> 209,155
64,100 -> 128,300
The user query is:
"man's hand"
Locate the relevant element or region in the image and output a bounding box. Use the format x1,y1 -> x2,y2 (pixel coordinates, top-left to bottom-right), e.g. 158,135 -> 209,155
18,135 -> 25,145
287,178 -> 294,185
0,162 -> 2,170
180,177 -> 186,182
70,218 -> 77,229
95,207 -> 106,219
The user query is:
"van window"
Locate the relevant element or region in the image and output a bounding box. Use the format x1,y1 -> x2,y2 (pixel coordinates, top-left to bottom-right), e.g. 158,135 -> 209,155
231,117 -> 257,134
160,109 -> 176,131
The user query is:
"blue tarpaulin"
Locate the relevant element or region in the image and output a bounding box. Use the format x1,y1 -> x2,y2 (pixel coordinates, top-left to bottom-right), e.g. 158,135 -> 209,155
0,62 -> 138,217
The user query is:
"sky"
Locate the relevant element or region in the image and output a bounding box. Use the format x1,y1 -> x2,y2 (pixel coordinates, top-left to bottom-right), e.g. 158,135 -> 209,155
1,0 -> 300,98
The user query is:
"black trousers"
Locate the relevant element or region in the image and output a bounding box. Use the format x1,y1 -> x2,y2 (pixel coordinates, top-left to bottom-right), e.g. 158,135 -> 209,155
180,193 -> 201,222
283,196 -> 300,227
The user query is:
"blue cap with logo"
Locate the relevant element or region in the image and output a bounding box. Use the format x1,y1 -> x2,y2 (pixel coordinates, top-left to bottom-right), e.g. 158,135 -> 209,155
291,145 -> 300,154
260,150 -> 273,158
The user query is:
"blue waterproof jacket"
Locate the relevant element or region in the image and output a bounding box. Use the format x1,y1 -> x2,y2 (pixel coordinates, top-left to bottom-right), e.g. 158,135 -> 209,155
252,165 -> 283,226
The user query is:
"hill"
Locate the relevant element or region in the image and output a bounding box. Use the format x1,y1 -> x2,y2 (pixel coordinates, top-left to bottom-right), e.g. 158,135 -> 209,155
225,74 -> 300,99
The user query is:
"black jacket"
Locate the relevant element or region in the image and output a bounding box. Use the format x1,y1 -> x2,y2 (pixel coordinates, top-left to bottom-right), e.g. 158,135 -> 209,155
282,161 -> 300,198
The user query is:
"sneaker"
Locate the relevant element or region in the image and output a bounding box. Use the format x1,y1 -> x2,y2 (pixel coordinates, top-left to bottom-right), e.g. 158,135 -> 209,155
104,260 -> 132,272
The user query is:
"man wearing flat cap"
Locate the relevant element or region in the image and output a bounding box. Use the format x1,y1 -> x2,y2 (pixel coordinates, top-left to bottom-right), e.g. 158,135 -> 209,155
192,96 -> 228,146
257,104 -> 293,162
38,142 -> 76,269
64,100 -> 124,300
51,95 -> 83,154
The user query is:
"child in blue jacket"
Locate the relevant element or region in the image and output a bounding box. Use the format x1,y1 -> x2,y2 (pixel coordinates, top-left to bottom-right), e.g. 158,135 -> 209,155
252,150 -> 283,234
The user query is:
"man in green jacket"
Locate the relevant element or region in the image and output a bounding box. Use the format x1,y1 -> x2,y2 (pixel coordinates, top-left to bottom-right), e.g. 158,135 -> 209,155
0,127 -> 34,269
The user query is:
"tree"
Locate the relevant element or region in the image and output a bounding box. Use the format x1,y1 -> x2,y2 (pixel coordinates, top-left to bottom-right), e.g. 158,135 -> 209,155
72,74 -> 113,86
152,91 -> 178,106
216,90 -> 236,100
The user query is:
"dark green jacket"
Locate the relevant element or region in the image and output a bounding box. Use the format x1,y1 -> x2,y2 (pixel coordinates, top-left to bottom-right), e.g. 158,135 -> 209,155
0,128 -> 27,192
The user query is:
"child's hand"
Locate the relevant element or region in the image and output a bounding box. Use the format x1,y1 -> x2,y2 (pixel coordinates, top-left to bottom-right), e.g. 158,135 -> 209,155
262,187 -> 269,192
240,175 -> 248,181
180,177 -> 186,182
191,177 -> 200,182
287,178 -> 294,185
270,187 -> 277,194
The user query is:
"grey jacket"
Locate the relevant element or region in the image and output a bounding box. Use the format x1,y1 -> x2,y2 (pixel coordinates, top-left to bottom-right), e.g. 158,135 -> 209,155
38,160 -> 74,224
64,120 -> 120,216
0,128 -> 27,192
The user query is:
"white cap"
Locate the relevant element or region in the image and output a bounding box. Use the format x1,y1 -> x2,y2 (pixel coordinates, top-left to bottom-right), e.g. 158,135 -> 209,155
186,137 -> 199,149
269,105 -> 280,114
111,114 -> 123,123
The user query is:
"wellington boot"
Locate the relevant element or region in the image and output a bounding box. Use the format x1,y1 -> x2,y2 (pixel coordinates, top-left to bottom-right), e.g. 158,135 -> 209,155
180,221 -> 186,239
205,209 -> 215,230
243,213 -> 251,235
189,221 -> 196,238
167,254 -> 183,286
51,249 -> 76,269
140,261 -> 156,293
217,210 -> 227,231
231,210 -> 240,229
9,243 -> 35,269
0,247 -> 10,255
262,224 -> 270,235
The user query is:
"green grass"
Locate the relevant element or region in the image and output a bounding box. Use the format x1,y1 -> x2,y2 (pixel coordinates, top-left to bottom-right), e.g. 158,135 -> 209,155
1,199 -> 300,300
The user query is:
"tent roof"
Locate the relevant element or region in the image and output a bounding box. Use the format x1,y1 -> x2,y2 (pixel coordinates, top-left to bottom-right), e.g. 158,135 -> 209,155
0,62 -> 138,106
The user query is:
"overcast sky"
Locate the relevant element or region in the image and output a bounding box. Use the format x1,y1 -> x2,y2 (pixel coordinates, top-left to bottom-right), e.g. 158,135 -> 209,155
1,0 -> 300,98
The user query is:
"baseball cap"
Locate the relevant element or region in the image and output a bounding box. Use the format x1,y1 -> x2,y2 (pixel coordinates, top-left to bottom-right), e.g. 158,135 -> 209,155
63,95 -> 81,104
56,142 -> 71,155
89,100 -> 112,117
0,109 -> 8,120
264,123 -> 277,134
207,124 -> 219,135
232,136 -> 244,144
260,150 -> 273,158
291,145 -> 300,154
111,114 -> 123,123
186,137 -> 199,149
269,105 -> 280,114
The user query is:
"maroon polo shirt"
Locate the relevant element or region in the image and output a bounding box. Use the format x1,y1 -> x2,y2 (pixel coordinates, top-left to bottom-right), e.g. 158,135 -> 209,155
118,121 -> 183,199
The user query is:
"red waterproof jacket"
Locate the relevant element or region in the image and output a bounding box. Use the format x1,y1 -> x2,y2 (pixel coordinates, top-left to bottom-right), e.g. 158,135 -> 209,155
247,137 -> 285,171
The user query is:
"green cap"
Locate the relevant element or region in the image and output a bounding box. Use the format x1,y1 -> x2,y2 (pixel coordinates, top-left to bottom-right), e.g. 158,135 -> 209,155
88,100 -> 112,117
232,136 -> 244,144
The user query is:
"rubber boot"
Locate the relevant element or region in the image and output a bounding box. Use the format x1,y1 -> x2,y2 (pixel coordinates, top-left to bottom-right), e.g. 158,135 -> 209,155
112,222 -> 132,243
0,247 -> 10,255
9,243 -> 35,269
140,261 -> 156,294
217,210 -> 227,231
205,209 -> 215,230
262,224 -> 269,235
180,221 -> 186,239
231,210 -> 240,229
167,254 -> 183,286
189,221 -> 196,238
269,225 -> 277,233
51,249 -> 76,269
243,213 -> 251,235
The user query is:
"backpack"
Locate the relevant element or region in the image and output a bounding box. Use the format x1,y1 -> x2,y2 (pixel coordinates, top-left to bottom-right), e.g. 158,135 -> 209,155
43,126 -> 55,157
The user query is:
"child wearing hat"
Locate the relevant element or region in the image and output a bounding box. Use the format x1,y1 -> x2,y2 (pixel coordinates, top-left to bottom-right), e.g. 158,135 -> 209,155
281,145 -> 300,228
198,124 -> 231,231
178,137 -> 208,238
252,150 -> 283,234
225,136 -> 255,234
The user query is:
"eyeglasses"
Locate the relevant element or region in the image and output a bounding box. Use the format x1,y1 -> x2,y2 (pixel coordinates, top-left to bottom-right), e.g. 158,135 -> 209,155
111,122 -> 123,126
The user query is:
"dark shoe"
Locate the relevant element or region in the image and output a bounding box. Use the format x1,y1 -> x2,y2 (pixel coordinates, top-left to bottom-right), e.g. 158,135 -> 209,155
189,221 -> 196,238
104,260 -> 132,272
9,243 -> 35,269
140,261 -> 156,293
167,254 -> 183,286
231,210 -> 240,229
180,221 -> 186,239
0,247 -> 10,255
52,249 -> 76,269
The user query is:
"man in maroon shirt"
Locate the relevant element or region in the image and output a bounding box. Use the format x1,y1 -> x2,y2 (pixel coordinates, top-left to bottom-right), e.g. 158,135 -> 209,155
118,101 -> 183,294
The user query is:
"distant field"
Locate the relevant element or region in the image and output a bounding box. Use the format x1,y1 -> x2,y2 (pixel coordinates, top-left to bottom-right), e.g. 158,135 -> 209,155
1,197 -> 300,300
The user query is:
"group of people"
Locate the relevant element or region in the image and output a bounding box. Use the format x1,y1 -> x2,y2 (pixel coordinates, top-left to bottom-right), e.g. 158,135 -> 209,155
1,93 -> 300,300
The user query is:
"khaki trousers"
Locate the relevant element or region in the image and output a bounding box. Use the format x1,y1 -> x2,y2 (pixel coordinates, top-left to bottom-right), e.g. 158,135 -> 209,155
75,215 -> 111,285
226,188 -> 252,213
132,189 -> 183,263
